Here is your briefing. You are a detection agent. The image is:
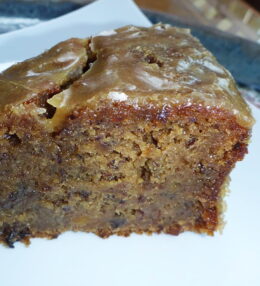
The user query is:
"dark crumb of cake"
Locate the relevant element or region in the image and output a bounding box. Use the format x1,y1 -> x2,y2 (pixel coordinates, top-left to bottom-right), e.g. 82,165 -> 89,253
0,24 -> 254,247
1,223 -> 31,248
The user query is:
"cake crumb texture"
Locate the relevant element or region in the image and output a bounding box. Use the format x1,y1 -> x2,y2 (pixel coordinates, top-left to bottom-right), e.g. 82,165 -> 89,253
0,24 -> 253,247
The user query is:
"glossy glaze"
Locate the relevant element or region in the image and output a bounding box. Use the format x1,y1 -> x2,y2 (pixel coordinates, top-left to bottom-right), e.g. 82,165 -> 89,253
0,24 -> 254,128
0,38 -> 87,108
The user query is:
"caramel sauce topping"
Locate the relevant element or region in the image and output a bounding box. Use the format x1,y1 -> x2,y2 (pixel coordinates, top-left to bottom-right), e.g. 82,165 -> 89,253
0,24 -> 254,128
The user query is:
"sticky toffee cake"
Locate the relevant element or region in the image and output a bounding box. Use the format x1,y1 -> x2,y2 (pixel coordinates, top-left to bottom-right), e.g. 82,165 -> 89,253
0,24 -> 254,247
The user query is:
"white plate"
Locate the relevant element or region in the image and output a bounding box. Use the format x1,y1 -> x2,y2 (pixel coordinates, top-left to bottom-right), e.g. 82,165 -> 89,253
0,1 -> 259,285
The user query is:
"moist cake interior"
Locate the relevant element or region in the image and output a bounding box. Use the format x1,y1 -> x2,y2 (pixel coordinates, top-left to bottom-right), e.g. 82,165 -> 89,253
0,24 -> 253,247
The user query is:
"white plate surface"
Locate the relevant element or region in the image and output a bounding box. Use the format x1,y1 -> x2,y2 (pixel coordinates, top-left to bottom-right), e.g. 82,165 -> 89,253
0,1 -> 259,285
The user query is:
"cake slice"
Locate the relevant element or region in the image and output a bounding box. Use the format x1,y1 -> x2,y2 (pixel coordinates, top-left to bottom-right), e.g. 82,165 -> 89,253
0,24 -> 254,247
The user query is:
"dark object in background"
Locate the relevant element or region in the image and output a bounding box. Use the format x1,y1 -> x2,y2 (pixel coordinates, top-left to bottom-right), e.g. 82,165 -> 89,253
245,0 -> 260,11
0,0 -> 81,33
0,0 -> 80,19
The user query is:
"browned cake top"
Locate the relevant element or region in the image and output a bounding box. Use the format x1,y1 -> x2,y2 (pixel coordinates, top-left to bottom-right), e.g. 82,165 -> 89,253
0,24 -> 254,128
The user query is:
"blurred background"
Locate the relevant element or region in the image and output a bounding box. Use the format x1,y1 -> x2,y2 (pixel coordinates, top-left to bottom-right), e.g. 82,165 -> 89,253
136,0 -> 260,42
0,0 -> 259,42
